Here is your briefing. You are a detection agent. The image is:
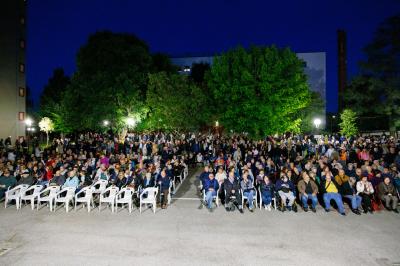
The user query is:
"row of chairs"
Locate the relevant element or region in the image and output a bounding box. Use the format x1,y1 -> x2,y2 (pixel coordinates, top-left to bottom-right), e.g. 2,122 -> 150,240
4,182 -> 160,214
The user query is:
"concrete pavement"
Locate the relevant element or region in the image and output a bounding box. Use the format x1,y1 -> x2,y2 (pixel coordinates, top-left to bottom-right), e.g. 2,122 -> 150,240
0,169 -> 399,266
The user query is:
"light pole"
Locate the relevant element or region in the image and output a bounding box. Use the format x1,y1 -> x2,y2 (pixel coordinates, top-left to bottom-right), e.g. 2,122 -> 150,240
330,115 -> 336,134
313,118 -> 321,136
25,118 -> 33,153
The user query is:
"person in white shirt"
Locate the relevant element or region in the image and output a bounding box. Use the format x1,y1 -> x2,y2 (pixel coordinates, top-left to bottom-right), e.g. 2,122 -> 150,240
215,166 -> 227,185
356,173 -> 375,213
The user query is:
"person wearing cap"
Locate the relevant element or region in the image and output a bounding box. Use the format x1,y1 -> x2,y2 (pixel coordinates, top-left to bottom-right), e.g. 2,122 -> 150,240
321,172 -> 346,216
17,169 -> 34,186
297,171 -> 319,212
377,177 -> 399,213
341,176 -> 362,215
356,172 -> 375,213
203,172 -> 219,212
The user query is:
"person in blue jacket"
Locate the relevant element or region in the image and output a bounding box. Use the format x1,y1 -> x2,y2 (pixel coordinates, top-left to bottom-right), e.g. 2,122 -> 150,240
275,173 -> 295,211
203,172 -> 219,211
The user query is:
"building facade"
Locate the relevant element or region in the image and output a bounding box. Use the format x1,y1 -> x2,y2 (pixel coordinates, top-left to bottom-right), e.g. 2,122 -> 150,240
0,0 -> 27,142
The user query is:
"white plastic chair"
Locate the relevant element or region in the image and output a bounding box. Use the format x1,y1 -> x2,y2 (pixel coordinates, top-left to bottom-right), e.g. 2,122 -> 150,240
139,187 -> 158,213
258,187 -> 277,210
20,185 -> 44,210
91,180 -> 108,196
241,189 -> 258,209
99,186 -> 119,212
5,184 -> 30,209
74,186 -> 94,212
202,187 -> 220,207
54,187 -> 75,212
115,187 -> 134,213
37,185 -> 60,211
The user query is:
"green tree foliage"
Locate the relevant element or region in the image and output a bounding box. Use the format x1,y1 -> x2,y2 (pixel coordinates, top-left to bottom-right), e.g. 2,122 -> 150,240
39,68 -> 70,132
190,62 -> 210,85
346,15 -> 400,130
339,109 -> 358,137
206,46 -> 311,137
144,72 -> 209,131
57,31 -> 174,133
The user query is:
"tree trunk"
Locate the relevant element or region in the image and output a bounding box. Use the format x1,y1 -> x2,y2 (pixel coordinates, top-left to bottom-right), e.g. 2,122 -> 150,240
46,132 -> 49,147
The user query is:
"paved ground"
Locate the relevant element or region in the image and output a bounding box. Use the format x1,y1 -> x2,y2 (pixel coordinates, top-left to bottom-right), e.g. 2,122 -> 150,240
0,169 -> 399,266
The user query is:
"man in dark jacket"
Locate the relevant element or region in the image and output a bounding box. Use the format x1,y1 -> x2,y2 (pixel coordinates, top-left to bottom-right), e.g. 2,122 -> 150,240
0,170 -> 17,199
341,176 -> 362,215
203,173 -> 219,211
377,177 -> 398,212
223,171 -> 243,213
157,169 -> 171,209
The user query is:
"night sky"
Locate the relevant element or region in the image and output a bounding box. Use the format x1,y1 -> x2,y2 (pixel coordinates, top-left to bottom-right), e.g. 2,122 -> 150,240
27,0 -> 400,112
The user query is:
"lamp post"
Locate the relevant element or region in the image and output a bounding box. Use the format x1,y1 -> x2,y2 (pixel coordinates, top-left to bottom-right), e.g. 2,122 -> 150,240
330,115 -> 336,134
25,118 -> 34,153
313,118 -> 321,136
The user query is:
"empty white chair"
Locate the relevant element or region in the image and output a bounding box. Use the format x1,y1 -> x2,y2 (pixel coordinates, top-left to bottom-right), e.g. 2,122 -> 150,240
139,187 -> 158,214
99,186 -> 119,212
20,185 -> 44,210
5,184 -> 30,209
115,187 -> 134,213
74,186 -> 94,212
54,187 -> 75,212
91,180 -> 108,196
37,185 -> 60,211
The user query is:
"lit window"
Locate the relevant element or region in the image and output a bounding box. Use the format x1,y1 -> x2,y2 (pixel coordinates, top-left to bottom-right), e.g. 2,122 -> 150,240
20,40 -> 25,49
19,87 -> 25,97
19,64 -> 25,73
18,112 -> 25,121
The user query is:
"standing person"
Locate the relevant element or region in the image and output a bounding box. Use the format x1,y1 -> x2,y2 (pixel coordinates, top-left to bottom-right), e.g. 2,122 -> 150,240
297,172 -> 319,212
356,173 -> 375,213
203,173 -> 219,212
377,177 -> 399,213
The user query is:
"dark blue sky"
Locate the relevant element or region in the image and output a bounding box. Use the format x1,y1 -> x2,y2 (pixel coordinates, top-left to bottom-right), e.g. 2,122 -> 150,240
27,0 -> 400,112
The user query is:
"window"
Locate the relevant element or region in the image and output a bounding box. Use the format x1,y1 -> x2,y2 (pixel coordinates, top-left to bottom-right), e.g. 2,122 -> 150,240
19,87 -> 25,97
20,17 -> 25,25
18,112 -> 25,121
19,63 -> 25,73
20,40 -> 25,49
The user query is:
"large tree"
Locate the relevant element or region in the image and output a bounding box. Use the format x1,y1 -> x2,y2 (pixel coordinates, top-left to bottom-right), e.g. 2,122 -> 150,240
345,15 -> 400,130
58,31 -> 174,134
206,45 -> 311,137
144,72 -> 209,131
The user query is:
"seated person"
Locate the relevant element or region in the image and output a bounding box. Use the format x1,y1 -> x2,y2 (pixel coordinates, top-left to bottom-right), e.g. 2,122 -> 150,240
115,171 -> 128,189
240,171 -> 255,212
198,165 -> 211,188
356,172 -> 375,213
157,169 -> 171,209
321,173 -> 346,216
215,167 -> 227,185
276,173 -> 295,212
223,171 -> 243,213
260,175 -> 274,211
335,169 -> 349,186
341,176 -> 362,215
17,169 -> 34,186
49,170 -> 66,186
297,172 -> 318,212
63,170 -> 80,189
0,170 -> 17,199
203,173 -> 219,211
377,177 -> 399,213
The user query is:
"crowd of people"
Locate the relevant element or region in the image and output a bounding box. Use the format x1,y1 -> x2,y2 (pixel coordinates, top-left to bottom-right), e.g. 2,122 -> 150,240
0,132 -> 399,216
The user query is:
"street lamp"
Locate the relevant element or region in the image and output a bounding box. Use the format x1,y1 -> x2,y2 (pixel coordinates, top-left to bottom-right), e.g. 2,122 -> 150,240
215,121 -> 219,127
25,118 -> 33,127
313,118 -> 322,129
126,117 -> 136,128
103,120 -> 109,126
